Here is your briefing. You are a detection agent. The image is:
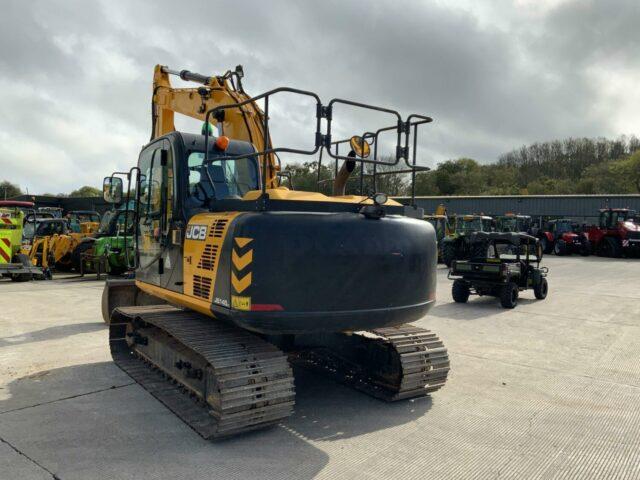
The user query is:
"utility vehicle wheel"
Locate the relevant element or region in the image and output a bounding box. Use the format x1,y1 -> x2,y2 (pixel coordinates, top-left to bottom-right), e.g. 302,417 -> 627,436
443,242 -> 456,267
500,282 -> 518,309
580,240 -> 591,257
534,277 -> 548,300
72,241 -> 94,272
554,240 -> 567,256
452,280 -> 470,303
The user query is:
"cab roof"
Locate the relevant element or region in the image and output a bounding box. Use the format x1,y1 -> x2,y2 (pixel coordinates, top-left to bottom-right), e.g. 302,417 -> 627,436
0,200 -> 35,208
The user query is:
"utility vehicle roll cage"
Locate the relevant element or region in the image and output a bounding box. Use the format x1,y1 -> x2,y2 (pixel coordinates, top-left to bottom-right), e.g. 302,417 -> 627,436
470,232 -> 543,265
203,87 -> 432,206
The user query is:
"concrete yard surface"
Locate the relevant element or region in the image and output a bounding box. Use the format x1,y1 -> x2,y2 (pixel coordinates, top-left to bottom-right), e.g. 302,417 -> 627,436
1,257 -> 640,479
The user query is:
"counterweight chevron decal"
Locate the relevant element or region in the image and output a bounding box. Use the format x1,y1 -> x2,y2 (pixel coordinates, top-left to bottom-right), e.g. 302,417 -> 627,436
231,237 -> 253,296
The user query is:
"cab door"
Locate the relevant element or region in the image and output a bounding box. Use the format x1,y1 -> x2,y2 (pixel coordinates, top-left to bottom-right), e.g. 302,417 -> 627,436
137,141 -> 168,286
136,139 -> 182,291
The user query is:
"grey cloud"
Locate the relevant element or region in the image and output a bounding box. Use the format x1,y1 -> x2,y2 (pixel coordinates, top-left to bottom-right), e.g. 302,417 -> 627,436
0,0 -> 639,192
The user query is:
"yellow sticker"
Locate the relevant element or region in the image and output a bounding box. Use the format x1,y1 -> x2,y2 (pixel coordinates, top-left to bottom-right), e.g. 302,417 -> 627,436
231,295 -> 251,311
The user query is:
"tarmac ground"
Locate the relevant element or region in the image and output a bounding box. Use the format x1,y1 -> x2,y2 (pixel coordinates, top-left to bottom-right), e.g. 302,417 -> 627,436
1,256 -> 640,479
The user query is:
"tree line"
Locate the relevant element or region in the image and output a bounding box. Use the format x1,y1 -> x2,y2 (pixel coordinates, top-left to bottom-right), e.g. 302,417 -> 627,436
3,136 -> 639,199
287,136 -> 640,196
0,182 -> 102,199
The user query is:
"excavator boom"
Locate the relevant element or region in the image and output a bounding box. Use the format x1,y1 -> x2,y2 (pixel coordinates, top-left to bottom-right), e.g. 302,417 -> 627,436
152,65 -> 278,187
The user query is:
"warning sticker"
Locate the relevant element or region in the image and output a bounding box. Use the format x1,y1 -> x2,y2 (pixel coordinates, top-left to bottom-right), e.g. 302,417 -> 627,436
231,295 -> 251,311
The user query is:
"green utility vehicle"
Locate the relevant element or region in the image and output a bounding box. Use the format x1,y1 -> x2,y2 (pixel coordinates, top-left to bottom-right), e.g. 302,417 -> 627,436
441,214 -> 495,267
449,232 -> 548,309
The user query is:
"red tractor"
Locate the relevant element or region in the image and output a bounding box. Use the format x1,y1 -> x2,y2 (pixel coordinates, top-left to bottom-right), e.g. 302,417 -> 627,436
539,219 -> 590,256
585,208 -> 640,257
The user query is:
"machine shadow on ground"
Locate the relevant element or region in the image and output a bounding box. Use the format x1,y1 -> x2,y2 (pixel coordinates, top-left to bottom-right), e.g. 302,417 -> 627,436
0,363 -> 331,480
0,322 -> 104,348
0,361 -> 434,449
284,367 -> 433,441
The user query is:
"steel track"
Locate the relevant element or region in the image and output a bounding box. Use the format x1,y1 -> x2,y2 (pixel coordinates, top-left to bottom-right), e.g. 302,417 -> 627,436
109,305 -> 295,439
292,324 -> 449,401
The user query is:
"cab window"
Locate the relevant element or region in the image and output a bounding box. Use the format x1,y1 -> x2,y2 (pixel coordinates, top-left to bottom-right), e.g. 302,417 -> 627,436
187,152 -> 259,202
139,149 -> 165,218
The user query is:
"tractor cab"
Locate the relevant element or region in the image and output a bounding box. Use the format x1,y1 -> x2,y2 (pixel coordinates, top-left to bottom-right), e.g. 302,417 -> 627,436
497,214 -> 532,234
540,219 -> 590,256
548,219 -> 576,235
455,215 -> 495,234
440,214 -> 496,267
599,208 -> 638,229
589,208 -> 640,257
34,218 -> 71,237
67,210 -> 101,233
37,207 -> 63,218
97,208 -> 135,237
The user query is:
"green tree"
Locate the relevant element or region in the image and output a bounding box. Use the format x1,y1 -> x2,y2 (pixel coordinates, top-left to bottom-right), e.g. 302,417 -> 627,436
622,150 -> 640,192
414,171 -> 439,196
0,180 -> 22,199
433,158 -> 485,195
575,159 -> 635,194
69,186 -> 102,197
284,162 -> 333,195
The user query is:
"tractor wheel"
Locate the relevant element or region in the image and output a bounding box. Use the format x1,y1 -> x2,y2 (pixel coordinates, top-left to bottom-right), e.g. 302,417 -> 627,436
11,253 -> 34,282
10,272 -> 32,282
540,237 -> 552,254
443,242 -> 456,267
601,237 -> 622,258
554,240 -> 567,256
452,280 -> 470,303
108,265 -> 127,276
72,241 -> 94,272
534,277 -> 548,300
580,240 -> 591,257
500,282 -> 519,309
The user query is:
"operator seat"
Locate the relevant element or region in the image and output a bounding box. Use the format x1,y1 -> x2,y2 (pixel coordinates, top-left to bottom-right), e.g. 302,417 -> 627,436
209,165 -> 230,199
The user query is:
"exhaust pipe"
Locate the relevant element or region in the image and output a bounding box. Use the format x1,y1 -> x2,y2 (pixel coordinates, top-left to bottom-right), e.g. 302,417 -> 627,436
333,152 -> 356,196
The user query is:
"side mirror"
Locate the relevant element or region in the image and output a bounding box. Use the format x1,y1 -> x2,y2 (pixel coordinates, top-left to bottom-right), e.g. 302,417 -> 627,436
103,176 -> 123,204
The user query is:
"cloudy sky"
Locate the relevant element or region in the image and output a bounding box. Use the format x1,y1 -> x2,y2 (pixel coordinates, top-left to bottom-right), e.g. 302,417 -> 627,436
1,0 -> 639,194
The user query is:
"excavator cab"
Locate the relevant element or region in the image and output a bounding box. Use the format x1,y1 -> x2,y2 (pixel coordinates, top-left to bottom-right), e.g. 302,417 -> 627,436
186,144 -> 260,204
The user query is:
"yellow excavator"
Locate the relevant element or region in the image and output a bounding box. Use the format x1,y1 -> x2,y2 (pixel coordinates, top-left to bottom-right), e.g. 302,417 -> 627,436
102,65 -> 449,439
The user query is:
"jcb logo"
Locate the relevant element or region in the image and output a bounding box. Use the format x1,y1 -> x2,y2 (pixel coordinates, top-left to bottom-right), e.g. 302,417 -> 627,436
186,224 -> 207,240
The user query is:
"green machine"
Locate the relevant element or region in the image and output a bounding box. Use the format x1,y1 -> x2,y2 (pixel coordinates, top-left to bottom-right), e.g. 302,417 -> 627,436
73,203 -> 135,276
441,214 -> 496,267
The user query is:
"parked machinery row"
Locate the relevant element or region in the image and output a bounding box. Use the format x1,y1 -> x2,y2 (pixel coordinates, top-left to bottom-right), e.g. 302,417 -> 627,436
426,206 -> 640,265
0,201 -> 135,281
